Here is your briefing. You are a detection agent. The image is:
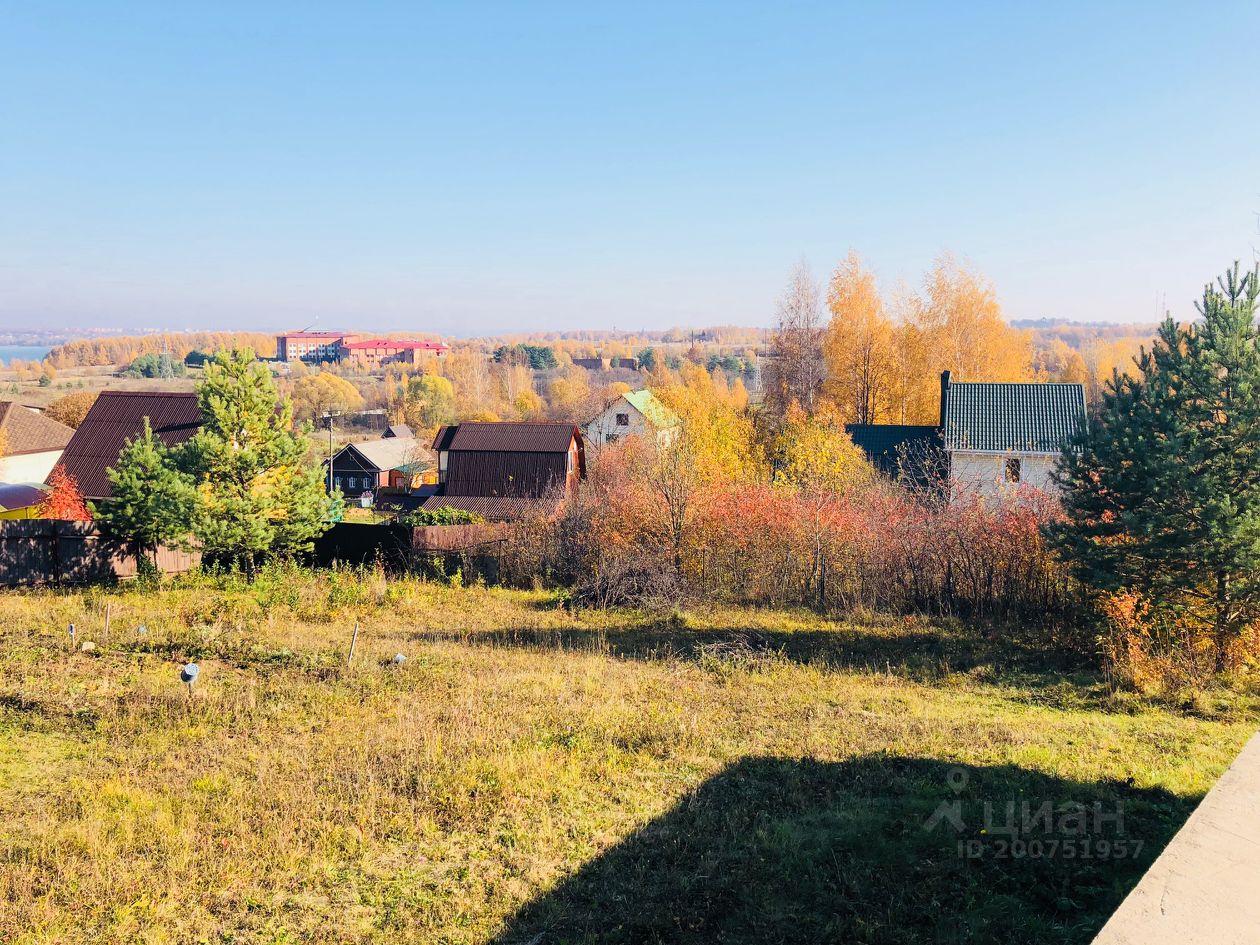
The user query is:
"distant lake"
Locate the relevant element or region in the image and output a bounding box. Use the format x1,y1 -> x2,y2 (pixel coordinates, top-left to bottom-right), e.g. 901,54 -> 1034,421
0,345 -> 53,365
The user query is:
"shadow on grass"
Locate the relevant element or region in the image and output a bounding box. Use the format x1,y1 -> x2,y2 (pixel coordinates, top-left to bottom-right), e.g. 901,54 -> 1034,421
412,619 -> 1100,696
493,755 -> 1189,945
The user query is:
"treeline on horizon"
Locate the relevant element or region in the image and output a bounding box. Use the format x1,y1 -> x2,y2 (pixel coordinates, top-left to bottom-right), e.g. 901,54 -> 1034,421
45,332 -> 278,368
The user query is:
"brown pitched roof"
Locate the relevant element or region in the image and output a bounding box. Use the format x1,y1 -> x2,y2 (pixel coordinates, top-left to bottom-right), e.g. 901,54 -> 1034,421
0,401 -> 74,456
435,421 -> 581,453
419,495 -> 554,522
57,391 -> 202,499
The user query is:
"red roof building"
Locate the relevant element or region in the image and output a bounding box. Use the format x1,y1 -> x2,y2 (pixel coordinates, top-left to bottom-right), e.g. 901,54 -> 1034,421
275,331 -> 358,362
339,338 -> 450,366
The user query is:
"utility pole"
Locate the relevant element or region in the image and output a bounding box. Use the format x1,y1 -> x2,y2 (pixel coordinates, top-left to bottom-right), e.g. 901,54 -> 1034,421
326,413 -> 335,494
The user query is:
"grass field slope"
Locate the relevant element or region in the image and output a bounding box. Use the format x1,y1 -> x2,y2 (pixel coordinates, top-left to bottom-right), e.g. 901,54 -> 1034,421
0,568 -> 1255,944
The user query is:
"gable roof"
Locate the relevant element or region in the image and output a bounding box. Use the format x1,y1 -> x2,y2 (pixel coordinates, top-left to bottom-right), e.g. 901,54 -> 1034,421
621,390 -> 679,428
419,494 -> 551,522
0,401 -> 74,456
942,380 -> 1086,453
340,437 -> 421,473
383,423 -> 412,438
57,391 -> 201,499
434,421 -> 580,453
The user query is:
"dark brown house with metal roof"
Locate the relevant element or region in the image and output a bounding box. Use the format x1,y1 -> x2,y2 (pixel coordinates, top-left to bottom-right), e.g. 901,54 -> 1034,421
422,421 -> 585,520
55,391 -> 202,501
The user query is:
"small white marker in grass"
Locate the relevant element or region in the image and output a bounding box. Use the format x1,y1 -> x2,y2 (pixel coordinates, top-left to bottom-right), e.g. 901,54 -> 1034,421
180,663 -> 200,696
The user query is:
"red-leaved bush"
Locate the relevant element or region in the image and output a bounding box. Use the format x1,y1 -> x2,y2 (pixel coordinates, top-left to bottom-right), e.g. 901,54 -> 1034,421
509,441 -> 1075,626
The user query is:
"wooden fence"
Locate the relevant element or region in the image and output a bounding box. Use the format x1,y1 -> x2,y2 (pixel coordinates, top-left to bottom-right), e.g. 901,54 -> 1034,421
0,521 -> 201,587
1,521 -> 511,588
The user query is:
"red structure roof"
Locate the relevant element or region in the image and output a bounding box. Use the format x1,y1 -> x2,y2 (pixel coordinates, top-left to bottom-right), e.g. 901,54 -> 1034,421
56,391 -> 202,500
341,339 -> 449,351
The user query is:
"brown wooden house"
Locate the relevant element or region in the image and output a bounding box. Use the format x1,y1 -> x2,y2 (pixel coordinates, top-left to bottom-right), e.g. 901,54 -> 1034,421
421,421 -> 585,520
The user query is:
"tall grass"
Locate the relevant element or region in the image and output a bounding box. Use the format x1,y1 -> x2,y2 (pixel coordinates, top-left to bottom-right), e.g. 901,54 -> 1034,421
0,569 -> 1255,943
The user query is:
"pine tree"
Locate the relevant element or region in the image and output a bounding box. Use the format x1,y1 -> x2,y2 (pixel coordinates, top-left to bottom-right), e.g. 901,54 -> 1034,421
1051,262 -> 1260,669
176,349 -> 341,572
93,419 -> 197,566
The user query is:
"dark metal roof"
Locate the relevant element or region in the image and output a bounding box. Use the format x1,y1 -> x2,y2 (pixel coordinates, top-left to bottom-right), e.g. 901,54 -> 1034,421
846,424 -> 940,471
0,482 -> 49,510
0,401 -> 74,455
57,391 -> 201,499
439,421 -> 581,453
942,381 -> 1086,452
420,494 -> 551,521
432,425 -> 458,451
846,424 -> 946,488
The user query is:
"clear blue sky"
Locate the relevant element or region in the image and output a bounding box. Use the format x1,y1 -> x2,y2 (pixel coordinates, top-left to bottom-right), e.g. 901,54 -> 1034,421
2,2 -> 1257,335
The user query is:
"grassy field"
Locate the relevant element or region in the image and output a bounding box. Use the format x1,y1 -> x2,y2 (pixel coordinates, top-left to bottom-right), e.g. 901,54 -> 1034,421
0,568 -> 1255,944
1,369 -> 199,408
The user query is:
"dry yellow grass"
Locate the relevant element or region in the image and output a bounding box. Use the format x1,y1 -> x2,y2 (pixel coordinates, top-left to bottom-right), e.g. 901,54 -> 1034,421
0,567 -> 1255,944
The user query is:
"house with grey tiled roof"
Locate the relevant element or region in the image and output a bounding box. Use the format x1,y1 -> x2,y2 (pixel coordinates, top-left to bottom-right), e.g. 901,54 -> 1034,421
848,372 -> 1086,498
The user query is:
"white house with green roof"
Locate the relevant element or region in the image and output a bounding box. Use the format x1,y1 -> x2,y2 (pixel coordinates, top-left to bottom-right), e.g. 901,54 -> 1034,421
940,371 -> 1086,497
583,389 -> 679,449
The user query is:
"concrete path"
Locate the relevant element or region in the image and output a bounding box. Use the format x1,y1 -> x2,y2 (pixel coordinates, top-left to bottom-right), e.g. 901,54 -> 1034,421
1093,730 -> 1260,945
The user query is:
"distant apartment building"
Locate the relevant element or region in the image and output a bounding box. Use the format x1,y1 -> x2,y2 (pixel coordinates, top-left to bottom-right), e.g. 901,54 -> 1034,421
275,331 -> 357,362
339,338 -> 450,366
275,331 -> 449,365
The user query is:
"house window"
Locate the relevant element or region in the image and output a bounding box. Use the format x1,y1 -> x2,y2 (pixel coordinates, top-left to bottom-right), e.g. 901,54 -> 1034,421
1005,457 -> 1021,483
605,433 -> 620,444
347,476 -> 358,491
615,413 -> 630,426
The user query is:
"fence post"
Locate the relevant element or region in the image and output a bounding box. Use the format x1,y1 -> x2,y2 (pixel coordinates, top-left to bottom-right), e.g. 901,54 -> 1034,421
52,521 -> 62,586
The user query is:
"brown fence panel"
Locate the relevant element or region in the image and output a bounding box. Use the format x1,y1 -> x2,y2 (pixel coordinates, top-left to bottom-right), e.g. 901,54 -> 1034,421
0,521 -> 200,587
410,523 -> 509,552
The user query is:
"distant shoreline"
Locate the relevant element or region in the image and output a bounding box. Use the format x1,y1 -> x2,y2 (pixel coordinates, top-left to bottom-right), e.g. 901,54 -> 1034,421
0,345 -> 52,365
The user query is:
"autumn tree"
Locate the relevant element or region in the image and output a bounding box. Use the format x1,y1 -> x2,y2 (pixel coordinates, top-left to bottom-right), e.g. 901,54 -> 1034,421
402,374 -> 456,432
772,404 -> 874,495
44,391 -> 99,429
764,262 -> 826,420
771,404 -> 876,607
547,366 -> 595,420
445,348 -> 495,417
822,251 -> 896,423
289,372 -> 365,422
39,466 -> 91,521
